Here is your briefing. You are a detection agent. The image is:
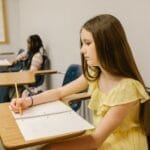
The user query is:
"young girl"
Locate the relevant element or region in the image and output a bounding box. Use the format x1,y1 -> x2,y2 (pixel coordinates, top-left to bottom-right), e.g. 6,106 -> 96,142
0,34 -> 45,102
16,34 -> 46,98
10,14 -> 149,150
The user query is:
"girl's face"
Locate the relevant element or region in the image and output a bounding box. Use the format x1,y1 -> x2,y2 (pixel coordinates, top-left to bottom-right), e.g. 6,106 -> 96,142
80,28 -> 100,66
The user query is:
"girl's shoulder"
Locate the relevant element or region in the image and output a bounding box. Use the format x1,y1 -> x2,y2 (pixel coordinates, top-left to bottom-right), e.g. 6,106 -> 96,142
108,78 -> 149,105
118,78 -> 145,91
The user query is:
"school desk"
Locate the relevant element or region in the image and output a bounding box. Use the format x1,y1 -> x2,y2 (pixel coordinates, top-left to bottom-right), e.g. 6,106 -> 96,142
0,92 -> 91,150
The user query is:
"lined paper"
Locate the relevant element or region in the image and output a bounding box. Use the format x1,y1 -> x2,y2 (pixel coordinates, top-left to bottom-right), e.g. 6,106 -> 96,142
11,101 -> 94,141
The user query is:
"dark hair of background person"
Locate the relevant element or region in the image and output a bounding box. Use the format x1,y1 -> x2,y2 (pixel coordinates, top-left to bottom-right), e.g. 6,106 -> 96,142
27,34 -> 44,55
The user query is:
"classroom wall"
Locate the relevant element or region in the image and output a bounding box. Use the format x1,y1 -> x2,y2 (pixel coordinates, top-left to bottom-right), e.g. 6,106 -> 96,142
1,0 -> 150,88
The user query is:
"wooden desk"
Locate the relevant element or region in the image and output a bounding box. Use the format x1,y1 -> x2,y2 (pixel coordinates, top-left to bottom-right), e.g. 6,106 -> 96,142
0,70 -> 91,149
0,103 -> 86,150
0,70 -> 57,86
0,92 -> 91,150
0,52 -> 14,55
0,53 -> 15,67
0,59 -> 13,67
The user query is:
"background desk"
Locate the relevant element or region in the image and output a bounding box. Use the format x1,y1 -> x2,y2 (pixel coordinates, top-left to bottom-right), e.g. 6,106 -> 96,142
0,53 -> 15,65
0,70 -> 57,86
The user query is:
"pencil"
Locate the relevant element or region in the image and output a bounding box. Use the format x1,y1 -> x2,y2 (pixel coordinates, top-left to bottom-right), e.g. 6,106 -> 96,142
15,82 -> 22,115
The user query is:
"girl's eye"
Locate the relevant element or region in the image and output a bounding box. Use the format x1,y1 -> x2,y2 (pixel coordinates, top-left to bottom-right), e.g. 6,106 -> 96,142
85,42 -> 91,46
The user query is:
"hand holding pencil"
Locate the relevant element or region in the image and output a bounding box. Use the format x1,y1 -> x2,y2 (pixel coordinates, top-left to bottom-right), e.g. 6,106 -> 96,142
14,82 -> 22,115
10,86 -> 33,113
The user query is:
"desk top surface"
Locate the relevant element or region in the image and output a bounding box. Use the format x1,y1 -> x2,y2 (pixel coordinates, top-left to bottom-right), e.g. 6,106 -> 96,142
0,103 -> 84,149
0,70 -> 57,86
0,71 -> 35,86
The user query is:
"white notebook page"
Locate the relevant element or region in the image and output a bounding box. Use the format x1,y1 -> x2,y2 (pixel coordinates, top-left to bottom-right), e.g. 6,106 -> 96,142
12,101 -> 71,119
11,101 -> 94,141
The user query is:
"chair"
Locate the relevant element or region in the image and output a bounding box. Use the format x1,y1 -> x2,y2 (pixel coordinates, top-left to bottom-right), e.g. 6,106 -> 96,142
62,64 -> 82,111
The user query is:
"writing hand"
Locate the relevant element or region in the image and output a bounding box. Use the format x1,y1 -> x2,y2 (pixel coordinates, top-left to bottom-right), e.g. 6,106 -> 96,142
9,97 -> 32,113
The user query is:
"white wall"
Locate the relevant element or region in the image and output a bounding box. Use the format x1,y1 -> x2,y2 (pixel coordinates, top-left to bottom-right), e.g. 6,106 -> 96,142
1,0 -> 150,87
0,0 -> 20,53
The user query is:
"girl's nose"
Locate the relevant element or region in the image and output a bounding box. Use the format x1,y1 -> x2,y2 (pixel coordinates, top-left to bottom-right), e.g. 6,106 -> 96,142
80,46 -> 86,54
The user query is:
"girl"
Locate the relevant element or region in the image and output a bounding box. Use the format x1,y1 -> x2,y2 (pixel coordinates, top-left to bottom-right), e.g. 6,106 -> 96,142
10,14 -> 149,150
0,34 -> 44,102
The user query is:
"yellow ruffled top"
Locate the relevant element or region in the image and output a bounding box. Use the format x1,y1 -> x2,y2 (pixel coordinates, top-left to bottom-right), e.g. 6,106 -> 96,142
88,78 -> 150,131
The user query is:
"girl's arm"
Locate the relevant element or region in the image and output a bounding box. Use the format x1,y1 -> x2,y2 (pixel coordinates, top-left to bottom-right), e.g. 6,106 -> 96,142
41,100 -> 139,150
28,75 -> 88,105
10,75 -> 88,111
13,51 -> 27,64
29,52 -> 43,71
92,100 -> 139,147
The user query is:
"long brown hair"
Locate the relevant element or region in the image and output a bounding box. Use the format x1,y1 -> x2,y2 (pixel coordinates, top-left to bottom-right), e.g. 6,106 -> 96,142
80,14 -> 150,135
80,14 -> 144,84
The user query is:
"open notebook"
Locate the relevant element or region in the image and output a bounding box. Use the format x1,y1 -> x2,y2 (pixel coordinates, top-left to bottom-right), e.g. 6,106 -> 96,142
11,101 -> 94,141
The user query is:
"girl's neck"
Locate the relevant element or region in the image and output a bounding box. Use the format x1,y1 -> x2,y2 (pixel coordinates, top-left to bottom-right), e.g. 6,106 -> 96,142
100,70 -> 123,82
98,72 -> 125,94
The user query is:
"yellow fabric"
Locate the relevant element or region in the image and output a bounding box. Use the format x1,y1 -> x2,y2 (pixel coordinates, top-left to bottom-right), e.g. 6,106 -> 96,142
88,78 -> 149,150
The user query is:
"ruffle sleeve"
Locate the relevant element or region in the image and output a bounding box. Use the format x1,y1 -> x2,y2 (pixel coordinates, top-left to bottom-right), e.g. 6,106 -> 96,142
103,79 -> 150,106
88,78 -> 149,116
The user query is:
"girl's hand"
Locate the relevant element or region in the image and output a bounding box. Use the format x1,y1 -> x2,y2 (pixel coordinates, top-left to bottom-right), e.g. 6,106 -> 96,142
9,97 -> 32,113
